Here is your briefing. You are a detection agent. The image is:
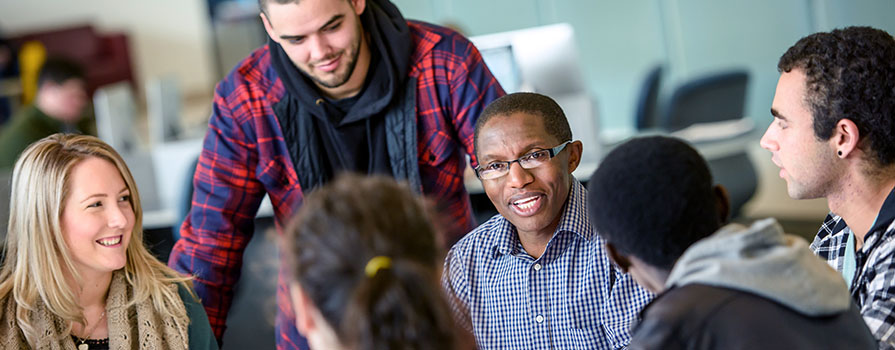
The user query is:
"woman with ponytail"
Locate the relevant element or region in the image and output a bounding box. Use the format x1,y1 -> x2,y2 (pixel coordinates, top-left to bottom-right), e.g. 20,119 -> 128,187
284,174 -> 461,350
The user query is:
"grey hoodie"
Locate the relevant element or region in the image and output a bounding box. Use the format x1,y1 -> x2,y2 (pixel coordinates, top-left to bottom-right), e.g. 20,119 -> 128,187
665,218 -> 851,316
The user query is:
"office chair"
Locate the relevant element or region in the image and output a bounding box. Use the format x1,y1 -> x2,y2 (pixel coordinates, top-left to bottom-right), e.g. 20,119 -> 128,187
663,69 -> 756,219
707,152 -> 758,220
173,156 -> 200,241
634,64 -> 663,130
661,69 -> 749,131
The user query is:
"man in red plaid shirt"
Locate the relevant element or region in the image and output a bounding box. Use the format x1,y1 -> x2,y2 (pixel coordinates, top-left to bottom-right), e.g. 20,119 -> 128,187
167,0 -> 504,348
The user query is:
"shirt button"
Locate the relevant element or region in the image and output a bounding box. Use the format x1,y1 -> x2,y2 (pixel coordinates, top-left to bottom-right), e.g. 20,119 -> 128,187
535,315 -> 545,323
533,263 -> 542,271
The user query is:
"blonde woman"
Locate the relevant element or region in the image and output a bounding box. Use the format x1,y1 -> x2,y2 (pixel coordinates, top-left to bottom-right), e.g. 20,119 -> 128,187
0,134 -> 216,350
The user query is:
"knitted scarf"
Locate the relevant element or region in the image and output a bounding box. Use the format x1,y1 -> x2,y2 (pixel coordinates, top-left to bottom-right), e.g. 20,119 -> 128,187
0,270 -> 190,350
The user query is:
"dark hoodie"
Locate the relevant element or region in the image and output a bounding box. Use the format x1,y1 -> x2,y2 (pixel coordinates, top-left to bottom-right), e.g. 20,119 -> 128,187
631,219 -> 877,349
269,0 -> 411,192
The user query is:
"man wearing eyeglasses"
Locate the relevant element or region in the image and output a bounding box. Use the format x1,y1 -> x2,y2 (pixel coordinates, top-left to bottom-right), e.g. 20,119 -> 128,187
442,92 -> 653,349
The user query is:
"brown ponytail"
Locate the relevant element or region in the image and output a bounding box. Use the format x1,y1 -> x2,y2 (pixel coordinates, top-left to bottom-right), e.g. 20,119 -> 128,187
285,174 -> 456,350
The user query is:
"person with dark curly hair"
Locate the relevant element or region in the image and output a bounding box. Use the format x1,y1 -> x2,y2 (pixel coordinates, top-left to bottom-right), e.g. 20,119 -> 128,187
760,26 -> 895,348
590,136 -> 876,350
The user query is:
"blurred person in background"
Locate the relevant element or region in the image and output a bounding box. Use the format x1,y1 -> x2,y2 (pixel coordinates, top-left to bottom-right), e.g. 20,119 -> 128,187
0,57 -> 93,169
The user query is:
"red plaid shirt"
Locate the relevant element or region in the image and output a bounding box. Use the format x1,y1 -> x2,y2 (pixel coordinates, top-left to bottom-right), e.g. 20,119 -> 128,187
168,21 -> 504,349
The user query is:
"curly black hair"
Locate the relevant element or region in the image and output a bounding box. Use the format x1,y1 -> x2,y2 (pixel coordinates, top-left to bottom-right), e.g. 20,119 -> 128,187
778,26 -> 895,167
587,136 -> 721,270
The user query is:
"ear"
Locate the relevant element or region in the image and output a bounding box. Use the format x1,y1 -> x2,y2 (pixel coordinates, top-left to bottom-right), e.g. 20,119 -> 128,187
831,118 -> 860,159
566,140 -> 583,174
713,185 -> 731,224
289,282 -> 317,337
605,243 -> 631,273
350,0 -> 366,15
260,12 -> 280,44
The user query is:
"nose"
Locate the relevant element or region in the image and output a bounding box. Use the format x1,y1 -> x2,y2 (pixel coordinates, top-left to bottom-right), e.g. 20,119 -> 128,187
505,161 -> 534,189
107,205 -> 129,229
759,122 -> 778,152
308,35 -> 332,62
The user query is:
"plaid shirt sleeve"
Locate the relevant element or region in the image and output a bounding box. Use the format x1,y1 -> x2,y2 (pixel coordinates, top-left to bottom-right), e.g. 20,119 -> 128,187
410,22 -> 505,241
442,29 -> 505,167
168,74 -> 269,341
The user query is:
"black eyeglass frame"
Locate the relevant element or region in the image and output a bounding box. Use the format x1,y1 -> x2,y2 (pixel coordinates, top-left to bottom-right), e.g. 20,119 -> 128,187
474,140 -> 573,180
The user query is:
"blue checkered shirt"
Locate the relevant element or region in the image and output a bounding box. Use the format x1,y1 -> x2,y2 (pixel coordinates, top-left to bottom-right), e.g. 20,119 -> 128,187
811,187 -> 895,349
443,179 -> 654,349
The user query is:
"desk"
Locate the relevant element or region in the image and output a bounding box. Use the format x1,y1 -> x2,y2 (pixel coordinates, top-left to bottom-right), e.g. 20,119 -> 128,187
133,137 -> 273,230
137,126 -> 758,230
464,126 -> 759,194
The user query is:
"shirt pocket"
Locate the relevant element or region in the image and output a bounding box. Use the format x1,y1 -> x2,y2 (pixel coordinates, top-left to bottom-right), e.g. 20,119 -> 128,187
418,129 -> 457,168
553,325 -> 604,348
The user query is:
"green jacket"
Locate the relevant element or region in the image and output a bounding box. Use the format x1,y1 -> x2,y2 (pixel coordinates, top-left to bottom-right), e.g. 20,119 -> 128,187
178,284 -> 219,350
0,105 -> 95,169
0,105 -> 65,169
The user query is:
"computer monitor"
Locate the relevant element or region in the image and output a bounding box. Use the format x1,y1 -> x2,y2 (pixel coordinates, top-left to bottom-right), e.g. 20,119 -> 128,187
93,81 -> 139,154
147,76 -> 182,144
470,24 -> 600,165
478,45 -> 522,93
470,23 -> 587,95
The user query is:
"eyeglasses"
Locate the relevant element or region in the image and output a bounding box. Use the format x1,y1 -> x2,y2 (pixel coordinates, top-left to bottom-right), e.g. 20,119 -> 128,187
474,141 -> 572,180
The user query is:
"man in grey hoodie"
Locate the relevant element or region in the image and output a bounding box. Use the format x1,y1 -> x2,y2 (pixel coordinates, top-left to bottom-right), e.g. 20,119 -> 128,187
587,136 -> 876,349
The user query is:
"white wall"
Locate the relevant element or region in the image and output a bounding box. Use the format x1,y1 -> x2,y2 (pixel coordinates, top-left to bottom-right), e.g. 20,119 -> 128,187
0,0 -> 216,96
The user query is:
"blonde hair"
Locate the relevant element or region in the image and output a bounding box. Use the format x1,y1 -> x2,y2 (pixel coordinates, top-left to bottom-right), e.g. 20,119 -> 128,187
0,134 -> 193,346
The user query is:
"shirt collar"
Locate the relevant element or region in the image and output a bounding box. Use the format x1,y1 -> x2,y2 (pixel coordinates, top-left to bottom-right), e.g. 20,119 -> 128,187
869,186 -> 895,235
491,178 -> 594,257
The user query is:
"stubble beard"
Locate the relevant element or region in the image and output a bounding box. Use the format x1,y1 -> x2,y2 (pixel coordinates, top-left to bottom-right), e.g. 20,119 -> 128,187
306,22 -> 364,89
787,143 -> 840,200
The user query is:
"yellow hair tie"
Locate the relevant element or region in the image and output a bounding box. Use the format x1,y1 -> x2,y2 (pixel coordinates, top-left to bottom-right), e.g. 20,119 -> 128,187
365,256 -> 392,277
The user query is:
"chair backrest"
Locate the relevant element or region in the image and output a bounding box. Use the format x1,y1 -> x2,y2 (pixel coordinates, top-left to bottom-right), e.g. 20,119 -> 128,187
146,76 -> 182,145
635,65 -> 663,130
662,70 -> 749,131
707,151 -> 757,220
93,82 -> 139,154
172,156 -> 199,242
